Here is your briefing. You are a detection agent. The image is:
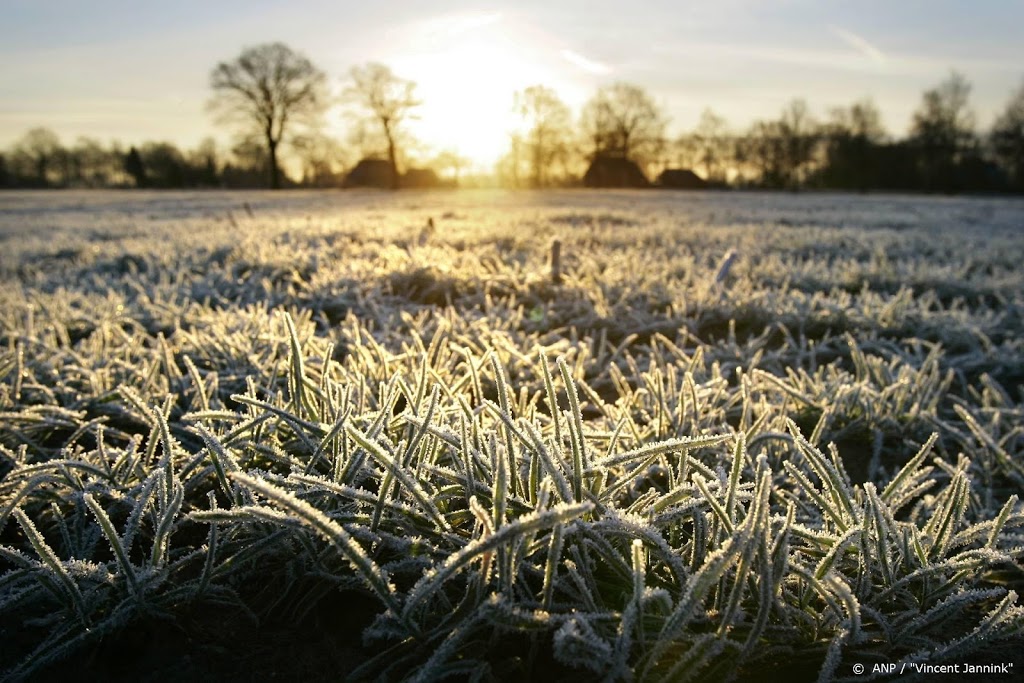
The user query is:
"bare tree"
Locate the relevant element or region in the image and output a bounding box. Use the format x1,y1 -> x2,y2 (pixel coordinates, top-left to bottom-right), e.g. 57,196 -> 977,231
69,137 -> 122,187
495,133 -> 526,188
513,85 -> 574,187
187,137 -> 221,187
829,98 -> 886,143
676,109 -> 731,183
742,119 -> 787,188
208,43 -> 327,189
910,71 -> 977,190
13,128 -> 63,187
822,98 -> 886,190
431,149 -> 470,185
580,83 -> 667,171
344,63 -> 420,189
292,132 -> 349,188
991,78 -> 1024,190
740,101 -> 819,189
139,142 -> 187,188
912,71 -> 976,147
778,99 -> 819,188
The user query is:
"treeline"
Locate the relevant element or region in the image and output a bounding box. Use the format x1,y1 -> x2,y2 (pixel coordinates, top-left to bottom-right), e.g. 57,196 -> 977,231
2,37 -> 1022,193
503,73 -> 1024,193
670,73 -> 1024,193
0,130 -> 347,190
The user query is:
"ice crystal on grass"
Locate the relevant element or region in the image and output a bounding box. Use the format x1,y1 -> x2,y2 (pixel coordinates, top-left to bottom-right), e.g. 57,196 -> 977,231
2,190 -> 1023,681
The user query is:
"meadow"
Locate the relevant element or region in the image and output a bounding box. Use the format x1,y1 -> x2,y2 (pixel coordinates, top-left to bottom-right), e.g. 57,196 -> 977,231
1,188 -> 1023,682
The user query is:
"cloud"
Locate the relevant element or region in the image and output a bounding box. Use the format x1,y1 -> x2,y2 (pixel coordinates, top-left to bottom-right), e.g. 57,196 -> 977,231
829,25 -> 886,65
560,49 -> 611,75
425,12 -> 503,40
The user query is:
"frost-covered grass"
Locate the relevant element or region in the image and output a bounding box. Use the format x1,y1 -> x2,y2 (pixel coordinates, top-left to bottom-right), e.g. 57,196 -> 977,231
1,189 -> 1023,681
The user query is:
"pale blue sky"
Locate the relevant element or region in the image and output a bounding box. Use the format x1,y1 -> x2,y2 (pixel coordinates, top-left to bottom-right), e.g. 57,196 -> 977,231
2,0 -> 1022,167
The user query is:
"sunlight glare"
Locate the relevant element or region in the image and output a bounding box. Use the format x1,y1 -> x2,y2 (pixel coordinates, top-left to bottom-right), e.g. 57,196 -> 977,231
391,13 -> 562,171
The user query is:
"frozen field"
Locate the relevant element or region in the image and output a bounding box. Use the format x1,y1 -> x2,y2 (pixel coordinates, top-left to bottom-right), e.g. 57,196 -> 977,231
1,189 -> 1023,681
3,187 -> 1024,236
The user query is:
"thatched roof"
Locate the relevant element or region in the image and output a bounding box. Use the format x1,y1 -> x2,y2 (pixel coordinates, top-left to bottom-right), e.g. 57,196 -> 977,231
343,159 -> 446,189
583,156 -> 649,188
657,168 -> 708,189
343,158 -> 395,188
402,168 -> 441,189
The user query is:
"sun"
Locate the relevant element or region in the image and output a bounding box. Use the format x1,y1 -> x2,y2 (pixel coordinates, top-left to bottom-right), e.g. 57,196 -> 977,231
388,13 -> 567,172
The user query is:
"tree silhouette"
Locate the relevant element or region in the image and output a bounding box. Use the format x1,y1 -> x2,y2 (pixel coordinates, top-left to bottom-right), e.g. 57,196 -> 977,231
15,128 -> 63,187
513,85 -> 574,187
68,137 -> 111,187
821,99 -> 886,190
208,43 -> 327,189
292,132 -> 349,188
742,119 -> 787,188
344,63 -> 420,190
140,142 -> 188,188
580,83 -> 667,171
188,138 -> 221,187
676,109 -> 731,183
431,149 -> 470,185
123,146 -> 147,188
777,99 -> 818,189
495,133 -> 526,188
991,79 -> 1024,190
910,71 -> 977,191
737,101 -> 819,189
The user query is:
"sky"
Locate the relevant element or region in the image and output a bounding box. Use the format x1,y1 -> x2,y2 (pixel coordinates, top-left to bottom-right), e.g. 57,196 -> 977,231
1,0 -> 1022,170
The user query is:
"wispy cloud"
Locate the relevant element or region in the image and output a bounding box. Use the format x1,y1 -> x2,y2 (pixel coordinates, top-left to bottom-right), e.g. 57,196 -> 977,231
560,49 -> 611,75
650,41 -> 886,74
435,12 -> 503,38
829,25 -> 886,65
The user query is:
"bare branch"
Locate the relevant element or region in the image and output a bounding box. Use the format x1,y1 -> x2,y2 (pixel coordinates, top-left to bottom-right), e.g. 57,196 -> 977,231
208,43 -> 327,189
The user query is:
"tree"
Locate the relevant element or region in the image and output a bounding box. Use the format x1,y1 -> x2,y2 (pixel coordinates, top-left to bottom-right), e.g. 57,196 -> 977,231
209,43 -> 327,189
66,137 -> 122,187
124,146 -> 148,187
344,63 -> 420,190
991,79 -> 1024,190
830,98 -> 886,143
187,137 -> 221,187
777,99 -> 819,188
742,119 -> 787,188
140,142 -> 188,188
292,132 -> 349,188
580,83 -> 667,171
222,137 -> 270,188
431,149 -> 470,186
910,71 -> 977,191
496,133 -> 526,188
14,128 -> 63,187
821,98 -> 886,190
512,85 -> 574,187
740,101 -> 820,189
676,109 -> 731,183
